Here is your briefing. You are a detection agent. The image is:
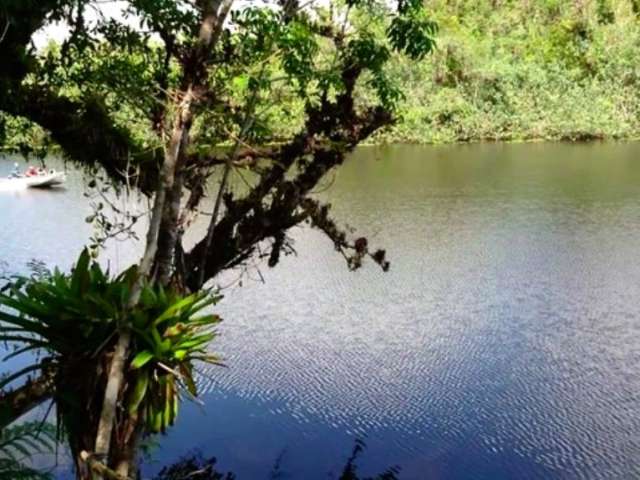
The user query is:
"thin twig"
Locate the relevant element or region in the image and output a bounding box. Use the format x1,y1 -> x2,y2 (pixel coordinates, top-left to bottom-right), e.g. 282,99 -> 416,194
0,18 -> 10,44
196,63 -> 266,288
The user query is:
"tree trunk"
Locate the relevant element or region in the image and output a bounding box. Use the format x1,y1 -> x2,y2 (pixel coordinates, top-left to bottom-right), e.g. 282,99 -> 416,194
153,166 -> 185,286
94,331 -> 131,461
90,2 -> 234,477
113,421 -> 142,479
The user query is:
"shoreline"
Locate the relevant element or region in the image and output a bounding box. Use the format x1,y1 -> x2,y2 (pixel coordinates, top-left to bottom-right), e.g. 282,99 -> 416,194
2,134 -> 640,161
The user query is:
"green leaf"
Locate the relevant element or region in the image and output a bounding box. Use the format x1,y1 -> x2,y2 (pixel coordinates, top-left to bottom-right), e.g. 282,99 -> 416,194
179,363 -> 197,396
0,310 -> 47,334
175,333 -> 215,350
127,370 -> 149,415
130,350 -> 154,370
0,336 -> 49,349
152,409 -> 163,433
2,344 -> 43,362
153,294 -> 198,326
164,377 -> 175,427
150,328 -> 164,354
185,295 -> 220,318
159,338 -> 171,354
0,295 -> 50,323
139,286 -> 157,309
70,249 -> 91,295
131,311 -> 148,329
0,364 -> 45,391
232,73 -> 250,92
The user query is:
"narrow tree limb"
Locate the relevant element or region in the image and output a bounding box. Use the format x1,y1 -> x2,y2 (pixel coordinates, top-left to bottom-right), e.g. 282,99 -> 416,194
184,101 -> 394,289
95,2 -> 236,478
0,372 -> 54,428
80,451 -> 128,480
186,145 -> 278,169
196,73 -> 262,289
93,331 -> 130,458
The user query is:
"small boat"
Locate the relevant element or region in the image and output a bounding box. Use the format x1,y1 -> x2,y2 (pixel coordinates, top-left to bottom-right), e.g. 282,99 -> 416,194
0,170 -> 66,190
22,171 -> 66,188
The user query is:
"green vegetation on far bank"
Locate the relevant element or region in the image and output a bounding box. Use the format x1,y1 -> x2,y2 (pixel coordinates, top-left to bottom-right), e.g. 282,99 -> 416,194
377,0 -> 640,144
3,0 -> 640,152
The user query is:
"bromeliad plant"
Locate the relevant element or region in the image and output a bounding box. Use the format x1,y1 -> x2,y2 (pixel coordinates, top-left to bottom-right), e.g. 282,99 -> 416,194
126,284 -> 223,434
0,250 -> 222,466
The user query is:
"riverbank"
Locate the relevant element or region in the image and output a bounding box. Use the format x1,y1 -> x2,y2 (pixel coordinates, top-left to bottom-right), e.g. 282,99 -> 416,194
4,1 -> 640,151
377,0 -> 640,144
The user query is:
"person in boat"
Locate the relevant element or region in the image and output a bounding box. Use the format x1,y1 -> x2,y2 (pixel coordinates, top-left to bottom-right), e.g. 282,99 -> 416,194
25,166 -> 38,177
10,163 -> 21,178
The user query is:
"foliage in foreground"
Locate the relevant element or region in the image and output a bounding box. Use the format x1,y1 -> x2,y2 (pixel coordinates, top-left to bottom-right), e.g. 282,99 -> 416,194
152,440 -> 399,480
0,422 -> 56,480
0,250 -> 222,463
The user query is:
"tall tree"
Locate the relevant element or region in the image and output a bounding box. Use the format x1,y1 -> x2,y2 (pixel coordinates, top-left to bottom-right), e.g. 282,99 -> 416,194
0,1 -> 436,478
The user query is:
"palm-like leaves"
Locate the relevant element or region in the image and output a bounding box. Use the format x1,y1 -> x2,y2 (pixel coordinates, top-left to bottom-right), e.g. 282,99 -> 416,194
0,422 -> 56,480
0,249 -> 222,437
0,250 -> 130,392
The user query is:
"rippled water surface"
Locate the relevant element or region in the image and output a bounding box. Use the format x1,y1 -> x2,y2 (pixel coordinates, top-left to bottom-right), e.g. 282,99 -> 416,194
2,143 -> 640,479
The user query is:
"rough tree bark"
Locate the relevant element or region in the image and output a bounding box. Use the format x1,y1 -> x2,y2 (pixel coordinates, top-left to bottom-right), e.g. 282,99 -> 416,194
93,2 -> 235,478
0,371 -> 54,428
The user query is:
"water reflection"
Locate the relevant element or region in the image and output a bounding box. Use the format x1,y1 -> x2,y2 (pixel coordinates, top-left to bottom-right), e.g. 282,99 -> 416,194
2,143 -> 640,479
151,440 -> 399,480
0,421 -> 400,480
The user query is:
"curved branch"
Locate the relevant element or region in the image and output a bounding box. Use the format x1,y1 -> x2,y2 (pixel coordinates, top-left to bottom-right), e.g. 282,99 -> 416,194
0,372 -> 54,428
183,98 -> 394,289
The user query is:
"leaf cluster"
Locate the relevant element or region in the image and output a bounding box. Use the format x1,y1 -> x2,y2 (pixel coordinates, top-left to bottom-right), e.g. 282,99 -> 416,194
0,250 -> 222,436
127,287 -> 222,433
0,422 -> 56,480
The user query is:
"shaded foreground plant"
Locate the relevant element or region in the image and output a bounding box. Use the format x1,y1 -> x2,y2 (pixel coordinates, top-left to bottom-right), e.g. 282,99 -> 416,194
338,439 -> 399,480
0,421 -> 56,480
0,250 -> 222,473
151,440 -> 399,480
153,453 -> 234,480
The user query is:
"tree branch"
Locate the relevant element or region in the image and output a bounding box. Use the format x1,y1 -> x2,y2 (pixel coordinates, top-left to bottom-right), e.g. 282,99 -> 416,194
5,85 -> 162,194
183,89 -> 395,290
0,371 -> 55,428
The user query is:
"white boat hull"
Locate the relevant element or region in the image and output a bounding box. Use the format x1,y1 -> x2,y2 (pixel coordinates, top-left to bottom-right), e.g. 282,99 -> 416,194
0,172 -> 66,191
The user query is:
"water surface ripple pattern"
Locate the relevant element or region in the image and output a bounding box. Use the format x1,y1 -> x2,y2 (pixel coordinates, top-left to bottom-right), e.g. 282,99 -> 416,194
1,143 -> 639,479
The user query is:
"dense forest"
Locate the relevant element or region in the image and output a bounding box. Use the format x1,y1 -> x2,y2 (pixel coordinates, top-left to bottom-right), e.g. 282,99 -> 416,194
377,0 -> 640,143
3,0 -> 640,152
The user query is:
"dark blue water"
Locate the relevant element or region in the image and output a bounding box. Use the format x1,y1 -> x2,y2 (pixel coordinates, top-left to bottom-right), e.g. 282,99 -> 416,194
2,143 -> 640,479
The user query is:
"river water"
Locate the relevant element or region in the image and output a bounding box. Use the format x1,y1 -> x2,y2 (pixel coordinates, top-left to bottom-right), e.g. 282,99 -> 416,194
1,143 -> 639,479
